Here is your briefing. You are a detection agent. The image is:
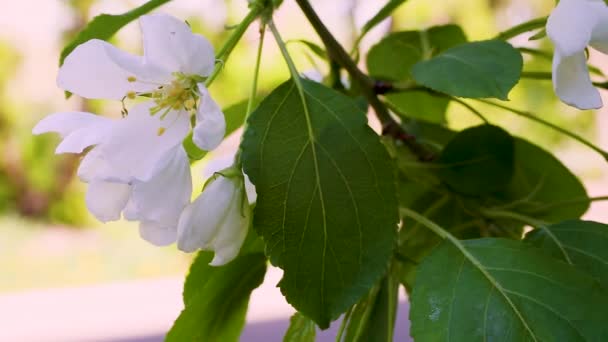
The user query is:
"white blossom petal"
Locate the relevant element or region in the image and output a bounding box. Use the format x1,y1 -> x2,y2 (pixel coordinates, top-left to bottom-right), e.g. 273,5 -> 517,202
33,112 -> 113,154
177,176 -> 237,253
140,14 -> 216,76
58,39 -> 159,100
98,101 -> 190,182
547,0 -> 599,57
590,6 -> 608,53
85,180 -> 131,222
32,112 -> 110,137
128,146 -> 192,224
553,50 -> 603,109
139,220 -> 177,246
208,199 -> 250,266
193,86 -> 225,151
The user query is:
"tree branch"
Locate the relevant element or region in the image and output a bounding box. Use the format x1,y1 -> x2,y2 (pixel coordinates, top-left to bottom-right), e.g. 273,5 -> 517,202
294,0 -> 434,161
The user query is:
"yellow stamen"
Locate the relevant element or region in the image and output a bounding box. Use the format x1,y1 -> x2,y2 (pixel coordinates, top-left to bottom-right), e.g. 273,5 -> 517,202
157,127 -> 166,136
126,91 -> 136,99
184,99 -> 195,110
127,76 -> 137,83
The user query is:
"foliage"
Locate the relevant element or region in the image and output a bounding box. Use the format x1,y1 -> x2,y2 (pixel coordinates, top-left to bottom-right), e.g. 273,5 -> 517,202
55,0 -> 608,341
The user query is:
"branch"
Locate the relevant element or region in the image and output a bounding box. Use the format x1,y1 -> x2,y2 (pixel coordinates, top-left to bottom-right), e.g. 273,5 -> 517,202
294,0 -> 434,161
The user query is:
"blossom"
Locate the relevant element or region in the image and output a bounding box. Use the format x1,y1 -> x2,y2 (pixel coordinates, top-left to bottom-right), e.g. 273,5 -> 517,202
547,0 -> 608,109
33,103 -> 192,245
177,171 -> 251,266
58,13 -> 225,150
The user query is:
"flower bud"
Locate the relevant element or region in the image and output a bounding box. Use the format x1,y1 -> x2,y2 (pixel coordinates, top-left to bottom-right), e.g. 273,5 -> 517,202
177,171 -> 250,266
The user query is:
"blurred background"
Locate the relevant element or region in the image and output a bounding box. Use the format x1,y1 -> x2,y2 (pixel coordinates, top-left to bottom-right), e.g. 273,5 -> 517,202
1,0 -> 608,341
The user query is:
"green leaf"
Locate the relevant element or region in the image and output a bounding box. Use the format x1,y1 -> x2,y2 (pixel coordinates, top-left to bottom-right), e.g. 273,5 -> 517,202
385,91 -> 450,124
496,138 -> 589,223
241,79 -> 398,328
412,40 -> 523,100
367,25 -> 467,82
411,238 -> 608,341
343,274 -> 399,342
288,39 -> 328,60
283,313 -> 316,342
60,0 -> 172,65
526,220 -> 608,289
436,125 -> 515,196
166,252 -> 267,342
367,25 -> 467,123
184,98 -> 256,161
359,0 -> 410,40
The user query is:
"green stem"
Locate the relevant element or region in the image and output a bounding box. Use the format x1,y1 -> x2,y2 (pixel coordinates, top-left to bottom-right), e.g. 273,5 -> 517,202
521,71 -> 608,89
204,7 -> 261,87
518,47 -> 552,60
235,22 -> 266,167
295,0 -> 434,161
335,305 -> 354,342
474,98 -> 608,161
495,17 -> 547,40
480,208 -> 548,227
449,96 -> 489,123
520,71 -> 552,80
480,208 -> 573,264
529,195 -> 608,213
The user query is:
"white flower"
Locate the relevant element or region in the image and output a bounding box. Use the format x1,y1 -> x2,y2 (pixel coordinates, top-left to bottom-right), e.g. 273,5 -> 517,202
177,171 -> 251,266
58,13 -> 225,150
547,0 -> 608,109
33,103 -> 192,245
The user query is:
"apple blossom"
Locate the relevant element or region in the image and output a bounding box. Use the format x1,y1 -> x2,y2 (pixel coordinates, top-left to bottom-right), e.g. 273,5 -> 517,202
58,13 -> 226,150
33,103 -> 192,245
547,0 -> 608,109
177,170 -> 251,266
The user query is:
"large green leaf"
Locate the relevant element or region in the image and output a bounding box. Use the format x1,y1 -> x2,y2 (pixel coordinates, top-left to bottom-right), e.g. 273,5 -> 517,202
367,25 -> 466,123
411,238 -> 608,341
241,79 -> 398,328
412,40 -> 523,100
60,0 -> 172,65
283,313 -> 316,342
526,220 -> 608,289
436,125 -> 515,196
166,252 -> 267,342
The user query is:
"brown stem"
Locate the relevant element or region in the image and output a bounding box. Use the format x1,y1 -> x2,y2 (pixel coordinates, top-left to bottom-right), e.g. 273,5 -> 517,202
294,0 -> 434,161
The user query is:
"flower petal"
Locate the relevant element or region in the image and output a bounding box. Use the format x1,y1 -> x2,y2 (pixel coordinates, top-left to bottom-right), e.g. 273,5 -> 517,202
85,180 -> 131,223
57,39 -> 158,100
177,176 -> 236,253
98,101 -> 190,182
553,50 -> 603,109
139,220 -> 177,246
140,14 -> 216,76
208,199 -> 250,266
547,0 -> 599,57
193,86 -> 225,151
590,5 -> 608,53
33,112 -> 114,154
33,112 -> 110,137
129,146 -> 192,224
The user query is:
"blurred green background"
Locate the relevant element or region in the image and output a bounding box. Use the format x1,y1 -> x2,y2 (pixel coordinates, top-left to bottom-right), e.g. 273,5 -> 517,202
1,0 -> 605,293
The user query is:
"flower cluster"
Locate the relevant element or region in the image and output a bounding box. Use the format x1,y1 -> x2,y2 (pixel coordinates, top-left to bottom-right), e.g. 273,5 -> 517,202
33,14 -> 249,265
547,0 -> 608,110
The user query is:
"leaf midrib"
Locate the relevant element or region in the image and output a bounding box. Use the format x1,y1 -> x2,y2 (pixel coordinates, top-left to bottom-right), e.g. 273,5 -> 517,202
291,77 -> 330,317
